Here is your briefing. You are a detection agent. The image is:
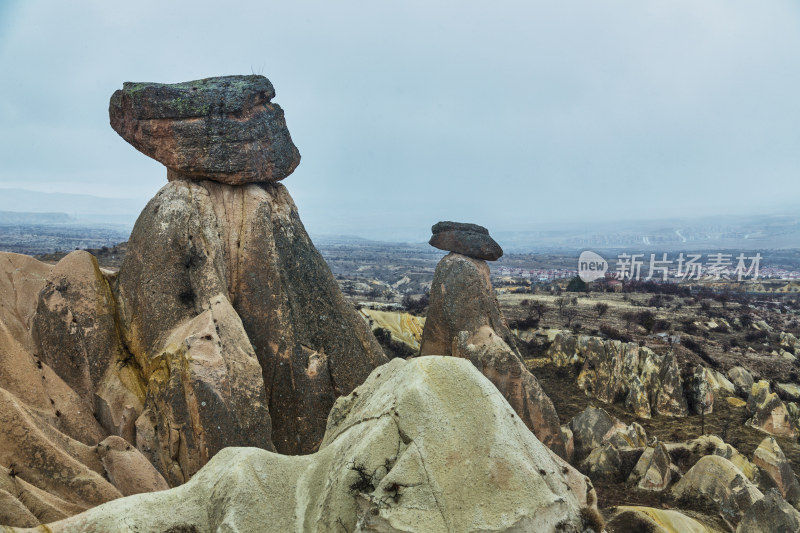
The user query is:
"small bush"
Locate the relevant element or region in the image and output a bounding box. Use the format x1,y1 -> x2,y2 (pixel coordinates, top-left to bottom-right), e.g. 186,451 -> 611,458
745,330 -> 768,342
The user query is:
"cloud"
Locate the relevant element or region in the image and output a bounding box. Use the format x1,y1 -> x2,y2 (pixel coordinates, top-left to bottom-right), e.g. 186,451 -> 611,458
0,0 -> 798,238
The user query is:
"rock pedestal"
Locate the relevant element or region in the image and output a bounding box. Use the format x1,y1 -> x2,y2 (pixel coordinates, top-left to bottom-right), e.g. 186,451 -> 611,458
118,178 -> 386,472
420,223 -> 566,458
109,76 -> 387,477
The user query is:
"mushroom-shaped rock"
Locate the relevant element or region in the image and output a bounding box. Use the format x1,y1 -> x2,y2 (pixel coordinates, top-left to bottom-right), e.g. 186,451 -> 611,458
109,75 -> 300,184
419,250 -> 565,457
23,357 -> 596,533
428,221 -> 503,260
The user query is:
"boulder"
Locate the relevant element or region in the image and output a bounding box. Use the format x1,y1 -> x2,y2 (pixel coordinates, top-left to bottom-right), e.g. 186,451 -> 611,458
665,435 -> 758,482
568,406 -> 646,462
606,506 -> 712,533
547,332 -> 583,367
428,221 -> 503,260
775,383 -> 800,403
705,368 -> 736,396
109,75 -> 300,184
627,442 -> 672,491
116,179 -> 387,457
419,252 -> 565,457
780,332 -> 800,352
24,357 -> 596,533
671,455 -> 763,523
728,366 -> 754,398
747,380 -> 771,412
752,436 -> 800,507
788,402 -> 800,427
736,489 -> 800,533
97,436 -> 169,496
582,443 -> 643,482
746,381 -> 796,437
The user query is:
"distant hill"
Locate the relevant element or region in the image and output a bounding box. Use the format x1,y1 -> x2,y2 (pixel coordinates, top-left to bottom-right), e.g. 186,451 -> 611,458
0,211 -> 74,224
0,188 -> 144,225
493,213 -> 800,252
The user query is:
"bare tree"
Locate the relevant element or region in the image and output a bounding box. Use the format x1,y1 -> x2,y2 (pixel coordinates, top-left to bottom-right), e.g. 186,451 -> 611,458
563,306 -> 579,328
556,297 -> 569,317
530,300 -> 548,320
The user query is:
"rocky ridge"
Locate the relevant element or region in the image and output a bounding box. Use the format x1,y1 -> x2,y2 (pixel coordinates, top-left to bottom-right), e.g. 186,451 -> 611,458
19,357 -> 598,533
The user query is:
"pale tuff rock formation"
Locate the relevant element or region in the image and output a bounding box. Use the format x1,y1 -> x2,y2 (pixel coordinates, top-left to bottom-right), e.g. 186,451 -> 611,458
567,406 -> 646,462
14,358 -> 597,533
626,442 -> 672,491
428,221 -> 503,261
671,455 -> 763,525
736,489 -> 800,533
727,365 -> 754,398
32,251 -> 126,410
746,380 -> 797,437
0,253 -> 121,524
419,242 -> 566,458
548,332 -> 688,418
665,435 -> 759,483
109,75 -> 300,184
96,436 -> 168,496
605,506 -> 713,533
752,436 -> 800,508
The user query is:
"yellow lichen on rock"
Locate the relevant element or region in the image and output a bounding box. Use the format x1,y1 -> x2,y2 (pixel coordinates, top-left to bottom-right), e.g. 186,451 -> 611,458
359,308 -> 425,350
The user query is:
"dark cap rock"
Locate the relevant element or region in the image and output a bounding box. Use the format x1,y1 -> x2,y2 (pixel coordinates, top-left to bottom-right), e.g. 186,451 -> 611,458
429,220 -> 503,261
109,75 -> 300,185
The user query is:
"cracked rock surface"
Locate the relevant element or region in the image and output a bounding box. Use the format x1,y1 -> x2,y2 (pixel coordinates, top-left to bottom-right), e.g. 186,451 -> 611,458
23,357 -> 593,533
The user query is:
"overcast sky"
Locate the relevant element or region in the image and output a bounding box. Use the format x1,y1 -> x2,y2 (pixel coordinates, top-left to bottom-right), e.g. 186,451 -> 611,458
0,1 -> 798,240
